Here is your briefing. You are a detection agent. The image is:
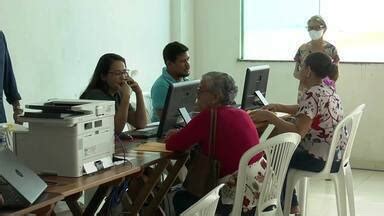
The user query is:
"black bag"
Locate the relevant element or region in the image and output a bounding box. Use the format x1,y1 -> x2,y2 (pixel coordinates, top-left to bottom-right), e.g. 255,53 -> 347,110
183,109 -> 220,197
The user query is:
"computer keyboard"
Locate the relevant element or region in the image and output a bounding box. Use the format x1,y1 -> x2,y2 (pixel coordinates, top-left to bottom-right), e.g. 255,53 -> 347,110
127,127 -> 159,139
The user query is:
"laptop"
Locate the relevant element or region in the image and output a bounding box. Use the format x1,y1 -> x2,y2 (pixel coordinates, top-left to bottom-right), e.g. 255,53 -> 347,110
127,126 -> 159,139
0,148 -> 47,208
125,108 -> 192,139
123,121 -> 160,139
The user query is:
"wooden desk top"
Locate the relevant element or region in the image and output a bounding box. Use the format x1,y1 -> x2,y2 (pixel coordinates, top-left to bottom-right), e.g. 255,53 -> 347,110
0,192 -> 63,216
42,139 -> 177,197
115,139 -> 186,166
43,163 -> 140,197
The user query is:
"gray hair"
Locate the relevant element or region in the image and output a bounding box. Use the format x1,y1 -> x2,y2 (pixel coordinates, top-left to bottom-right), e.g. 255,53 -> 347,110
308,15 -> 327,31
202,71 -> 238,105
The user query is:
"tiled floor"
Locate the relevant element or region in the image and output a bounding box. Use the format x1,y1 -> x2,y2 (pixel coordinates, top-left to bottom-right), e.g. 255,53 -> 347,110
55,169 -> 384,215
305,169 -> 384,216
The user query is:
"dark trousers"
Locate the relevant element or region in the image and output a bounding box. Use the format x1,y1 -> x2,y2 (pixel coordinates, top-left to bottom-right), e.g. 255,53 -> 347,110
282,147 -> 341,208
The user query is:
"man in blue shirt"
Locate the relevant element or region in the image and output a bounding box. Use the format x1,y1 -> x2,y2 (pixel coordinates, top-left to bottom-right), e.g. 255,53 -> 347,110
0,31 -> 22,124
151,41 -> 190,122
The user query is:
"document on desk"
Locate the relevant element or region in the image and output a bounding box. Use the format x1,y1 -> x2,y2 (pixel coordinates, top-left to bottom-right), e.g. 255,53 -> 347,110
275,112 -> 289,118
134,142 -> 171,153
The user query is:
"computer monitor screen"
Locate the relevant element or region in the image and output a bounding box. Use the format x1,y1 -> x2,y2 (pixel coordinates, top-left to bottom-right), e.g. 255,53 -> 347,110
241,65 -> 269,110
157,80 -> 200,138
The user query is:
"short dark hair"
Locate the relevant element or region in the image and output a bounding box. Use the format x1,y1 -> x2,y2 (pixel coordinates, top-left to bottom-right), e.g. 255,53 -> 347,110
80,53 -> 125,98
304,52 -> 338,79
162,41 -> 189,65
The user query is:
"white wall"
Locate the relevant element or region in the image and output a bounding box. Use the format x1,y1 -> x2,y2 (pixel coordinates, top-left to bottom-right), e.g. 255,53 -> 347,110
190,0 -> 384,170
0,0 -> 170,121
1,0 -> 382,170
170,0 -> 195,78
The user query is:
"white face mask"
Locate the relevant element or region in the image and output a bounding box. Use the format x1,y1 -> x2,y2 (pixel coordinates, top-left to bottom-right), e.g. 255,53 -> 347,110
309,29 -> 324,40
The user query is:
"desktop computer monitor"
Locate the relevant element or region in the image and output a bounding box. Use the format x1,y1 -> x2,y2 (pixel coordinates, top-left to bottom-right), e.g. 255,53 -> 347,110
241,65 -> 269,110
157,80 -> 200,138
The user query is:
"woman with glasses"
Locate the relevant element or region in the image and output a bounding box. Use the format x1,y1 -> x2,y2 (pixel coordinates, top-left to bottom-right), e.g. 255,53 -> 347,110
80,53 -> 147,134
294,15 -> 340,101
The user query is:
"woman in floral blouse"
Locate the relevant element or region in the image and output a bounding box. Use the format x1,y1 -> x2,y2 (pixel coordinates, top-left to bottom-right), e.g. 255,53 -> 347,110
249,52 -> 344,214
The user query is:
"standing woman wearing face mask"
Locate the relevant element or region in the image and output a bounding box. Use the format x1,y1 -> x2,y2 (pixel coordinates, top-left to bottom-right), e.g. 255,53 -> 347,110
294,15 -> 340,100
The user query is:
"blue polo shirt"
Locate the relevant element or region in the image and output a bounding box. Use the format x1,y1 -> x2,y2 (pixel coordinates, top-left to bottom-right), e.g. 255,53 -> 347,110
150,67 -> 188,122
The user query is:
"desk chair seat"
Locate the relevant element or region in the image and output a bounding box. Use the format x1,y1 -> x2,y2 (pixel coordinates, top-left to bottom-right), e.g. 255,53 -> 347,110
283,104 -> 365,216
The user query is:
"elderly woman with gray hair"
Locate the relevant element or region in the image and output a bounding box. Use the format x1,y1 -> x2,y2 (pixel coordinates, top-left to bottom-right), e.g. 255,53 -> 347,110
166,72 -> 265,215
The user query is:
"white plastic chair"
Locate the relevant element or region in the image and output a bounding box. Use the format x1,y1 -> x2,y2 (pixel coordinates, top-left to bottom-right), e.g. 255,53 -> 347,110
283,104 -> 366,216
231,131 -> 302,216
180,183 -> 225,216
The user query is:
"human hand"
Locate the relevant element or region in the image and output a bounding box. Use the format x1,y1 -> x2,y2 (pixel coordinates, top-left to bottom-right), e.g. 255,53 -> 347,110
13,106 -> 23,125
118,81 -> 132,98
248,109 -> 274,124
262,103 -> 280,112
164,129 -> 179,140
126,77 -> 142,94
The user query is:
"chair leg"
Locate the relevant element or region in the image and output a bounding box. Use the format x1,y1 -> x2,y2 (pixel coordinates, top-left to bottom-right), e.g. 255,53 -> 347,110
345,166 -> 356,216
284,171 -> 297,216
297,178 -> 308,216
333,174 -> 347,216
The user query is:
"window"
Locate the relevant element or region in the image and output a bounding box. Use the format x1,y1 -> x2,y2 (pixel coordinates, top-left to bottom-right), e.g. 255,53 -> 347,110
242,0 -> 384,62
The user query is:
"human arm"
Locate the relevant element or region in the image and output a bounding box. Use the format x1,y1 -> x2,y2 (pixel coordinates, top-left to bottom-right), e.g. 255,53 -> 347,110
114,82 -> 131,134
329,44 -> 340,81
151,81 -> 169,121
251,89 -> 319,137
165,110 -> 208,151
293,46 -> 303,80
249,109 -> 311,138
126,78 -> 147,129
263,103 -> 298,115
12,100 -> 23,124
1,31 -> 22,124
293,62 -> 301,80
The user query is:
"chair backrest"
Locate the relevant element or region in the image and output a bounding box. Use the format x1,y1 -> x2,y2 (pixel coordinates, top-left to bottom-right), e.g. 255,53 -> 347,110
321,104 -> 366,174
180,183 -> 225,216
231,132 -> 301,216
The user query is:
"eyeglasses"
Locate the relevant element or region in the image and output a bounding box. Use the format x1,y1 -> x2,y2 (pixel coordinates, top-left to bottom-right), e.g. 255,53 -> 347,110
108,69 -> 131,77
306,25 -> 324,31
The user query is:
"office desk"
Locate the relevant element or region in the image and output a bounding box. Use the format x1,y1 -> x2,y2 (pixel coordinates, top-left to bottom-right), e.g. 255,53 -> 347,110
0,192 -> 63,216
43,162 -> 140,215
115,140 -> 188,216
37,139 -> 186,216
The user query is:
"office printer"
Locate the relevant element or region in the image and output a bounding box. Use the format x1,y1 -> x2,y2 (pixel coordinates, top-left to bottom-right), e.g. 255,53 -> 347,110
14,99 -> 115,177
